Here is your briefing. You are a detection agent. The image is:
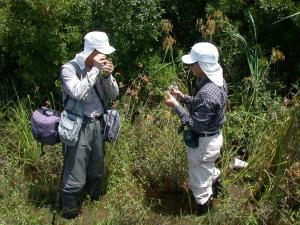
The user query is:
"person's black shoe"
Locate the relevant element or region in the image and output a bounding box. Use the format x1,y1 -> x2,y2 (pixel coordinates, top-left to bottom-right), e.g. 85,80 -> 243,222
62,208 -> 78,219
86,176 -> 102,202
212,176 -> 225,198
196,198 -> 213,216
61,192 -> 79,219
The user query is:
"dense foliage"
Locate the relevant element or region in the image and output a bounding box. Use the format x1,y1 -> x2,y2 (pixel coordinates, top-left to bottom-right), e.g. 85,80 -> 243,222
0,0 -> 299,224
0,0 -> 299,104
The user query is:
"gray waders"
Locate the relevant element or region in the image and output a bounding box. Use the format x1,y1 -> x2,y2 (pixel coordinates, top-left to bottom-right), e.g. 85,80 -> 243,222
60,118 -> 105,219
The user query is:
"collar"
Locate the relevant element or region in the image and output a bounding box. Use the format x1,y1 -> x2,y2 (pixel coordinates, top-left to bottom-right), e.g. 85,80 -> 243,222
196,77 -> 210,89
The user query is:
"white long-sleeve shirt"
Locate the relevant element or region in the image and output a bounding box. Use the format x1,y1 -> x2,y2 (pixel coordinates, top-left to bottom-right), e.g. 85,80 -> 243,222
60,60 -> 119,118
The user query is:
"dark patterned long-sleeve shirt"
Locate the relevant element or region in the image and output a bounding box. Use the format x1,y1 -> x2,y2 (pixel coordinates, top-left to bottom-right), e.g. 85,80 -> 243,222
174,77 -> 228,133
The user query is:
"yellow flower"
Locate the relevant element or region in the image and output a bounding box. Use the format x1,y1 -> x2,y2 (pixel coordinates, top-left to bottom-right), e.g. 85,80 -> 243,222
271,48 -> 285,64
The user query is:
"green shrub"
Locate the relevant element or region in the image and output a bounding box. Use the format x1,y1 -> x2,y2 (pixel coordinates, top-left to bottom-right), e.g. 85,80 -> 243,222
1,0 -> 92,101
0,92 -> 299,224
197,1 -> 300,88
91,0 -> 163,82
105,107 -> 187,191
145,55 -> 178,94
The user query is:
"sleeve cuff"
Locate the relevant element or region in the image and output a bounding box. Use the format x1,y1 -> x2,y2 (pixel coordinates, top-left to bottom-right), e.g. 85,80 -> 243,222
91,66 -> 100,75
86,67 -> 101,87
174,104 -> 186,117
101,74 -> 116,83
182,95 -> 192,103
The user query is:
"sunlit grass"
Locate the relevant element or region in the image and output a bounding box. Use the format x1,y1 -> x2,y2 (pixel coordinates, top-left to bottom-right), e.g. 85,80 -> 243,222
0,92 -> 299,224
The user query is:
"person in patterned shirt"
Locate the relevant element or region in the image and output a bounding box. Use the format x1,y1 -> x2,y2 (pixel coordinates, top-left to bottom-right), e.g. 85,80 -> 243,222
165,42 -> 228,216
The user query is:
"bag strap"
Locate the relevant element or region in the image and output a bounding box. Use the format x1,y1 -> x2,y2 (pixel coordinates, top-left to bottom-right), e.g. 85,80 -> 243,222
69,61 -> 108,112
69,60 -> 81,76
93,85 -> 108,112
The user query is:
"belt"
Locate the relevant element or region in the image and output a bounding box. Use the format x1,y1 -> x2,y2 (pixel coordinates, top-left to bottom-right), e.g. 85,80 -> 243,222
83,116 -> 102,123
198,131 -> 220,137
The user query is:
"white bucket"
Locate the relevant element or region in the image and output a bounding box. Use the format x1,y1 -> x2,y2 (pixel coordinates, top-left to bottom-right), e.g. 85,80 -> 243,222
230,157 -> 248,169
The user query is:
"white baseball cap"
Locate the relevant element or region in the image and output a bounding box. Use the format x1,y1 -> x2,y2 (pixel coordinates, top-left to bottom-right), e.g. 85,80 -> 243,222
75,31 -> 115,69
182,42 -> 223,86
83,31 -> 115,55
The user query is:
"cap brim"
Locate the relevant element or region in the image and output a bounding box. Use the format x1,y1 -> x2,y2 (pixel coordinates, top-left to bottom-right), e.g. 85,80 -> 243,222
96,46 -> 116,55
181,54 -> 197,64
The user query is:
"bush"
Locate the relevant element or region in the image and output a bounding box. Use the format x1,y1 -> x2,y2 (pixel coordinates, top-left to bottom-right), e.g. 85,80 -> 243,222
0,92 -> 299,224
0,0 -> 165,105
200,0 -> 300,88
90,0 -> 163,82
1,0 -> 92,102
105,107 -> 187,191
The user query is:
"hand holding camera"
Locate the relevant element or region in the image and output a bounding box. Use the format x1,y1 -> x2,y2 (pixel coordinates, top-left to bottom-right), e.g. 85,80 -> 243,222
168,81 -> 184,101
171,89 -> 184,101
165,91 -> 179,108
101,60 -> 114,77
93,54 -> 114,76
93,53 -> 107,69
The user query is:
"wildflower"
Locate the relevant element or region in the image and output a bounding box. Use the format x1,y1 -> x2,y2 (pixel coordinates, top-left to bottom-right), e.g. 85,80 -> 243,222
163,35 -> 176,51
196,18 -> 206,35
141,75 -> 150,84
160,19 -> 173,34
124,103 -> 129,112
125,88 -> 132,95
114,72 -> 121,77
112,100 -> 119,108
206,19 -> 216,36
271,48 -> 285,64
197,11 -> 228,39
119,82 -> 125,88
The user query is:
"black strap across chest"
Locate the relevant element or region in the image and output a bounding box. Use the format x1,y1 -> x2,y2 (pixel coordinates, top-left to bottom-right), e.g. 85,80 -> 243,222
68,61 -> 107,112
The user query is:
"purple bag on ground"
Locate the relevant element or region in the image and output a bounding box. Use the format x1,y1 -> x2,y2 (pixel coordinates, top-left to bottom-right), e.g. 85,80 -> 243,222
31,107 -> 61,145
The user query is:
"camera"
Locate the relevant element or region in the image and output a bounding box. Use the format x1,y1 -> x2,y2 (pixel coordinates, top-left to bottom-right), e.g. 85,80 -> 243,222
168,80 -> 178,92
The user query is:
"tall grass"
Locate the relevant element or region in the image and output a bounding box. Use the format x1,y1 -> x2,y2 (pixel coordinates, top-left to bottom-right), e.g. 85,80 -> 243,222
0,96 -> 41,177
0,89 -> 299,224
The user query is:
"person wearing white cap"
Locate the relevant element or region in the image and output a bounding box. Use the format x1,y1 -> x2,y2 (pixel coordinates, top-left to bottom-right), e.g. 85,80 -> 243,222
59,31 -> 119,219
165,42 -> 228,215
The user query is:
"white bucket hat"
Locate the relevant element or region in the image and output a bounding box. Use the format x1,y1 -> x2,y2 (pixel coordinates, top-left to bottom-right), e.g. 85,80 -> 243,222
181,42 -> 223,86
75,31 -> 116,69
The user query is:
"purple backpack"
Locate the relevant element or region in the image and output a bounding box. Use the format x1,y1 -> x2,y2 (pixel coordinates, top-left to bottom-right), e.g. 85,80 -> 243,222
31,107 -> 61,145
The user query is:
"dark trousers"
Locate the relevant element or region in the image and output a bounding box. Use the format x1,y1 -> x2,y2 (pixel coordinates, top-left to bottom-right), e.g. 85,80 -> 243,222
60,119 -> 105,217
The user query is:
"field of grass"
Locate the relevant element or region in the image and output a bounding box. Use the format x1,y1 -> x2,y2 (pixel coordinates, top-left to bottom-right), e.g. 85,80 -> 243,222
0,91 -> 299,225
1,1 -> 300,224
